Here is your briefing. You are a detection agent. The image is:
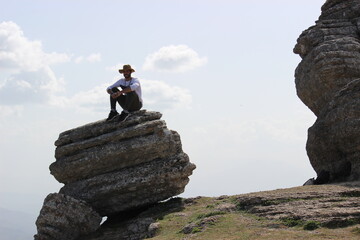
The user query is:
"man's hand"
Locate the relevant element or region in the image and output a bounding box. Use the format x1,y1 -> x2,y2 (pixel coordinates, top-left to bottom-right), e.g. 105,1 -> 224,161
111,92 -> 122,99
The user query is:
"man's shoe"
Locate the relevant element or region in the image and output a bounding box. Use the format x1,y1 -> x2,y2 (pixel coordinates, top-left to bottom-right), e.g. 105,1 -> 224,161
118,111 -> 129,122
106,110 -> 119,121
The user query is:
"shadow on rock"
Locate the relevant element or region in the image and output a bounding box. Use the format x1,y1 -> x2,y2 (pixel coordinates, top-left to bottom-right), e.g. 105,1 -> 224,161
78,197 -> 185,240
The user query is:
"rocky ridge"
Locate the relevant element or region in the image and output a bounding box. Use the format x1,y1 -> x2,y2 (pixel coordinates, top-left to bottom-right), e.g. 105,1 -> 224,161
77,184 -> 360,239
294,0 -> 360,183
34,110 -> 196,239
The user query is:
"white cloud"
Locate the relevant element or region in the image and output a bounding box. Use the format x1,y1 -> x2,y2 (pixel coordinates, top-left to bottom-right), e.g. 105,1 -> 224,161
142,79 -> 192,109
0,22 -> 191,116
86,53 -> 101,62
0,21 -> 70,73
74,56 -> 84,64
106,63 -> 125,72
0,66 -> 65,105
143,45 -> 207,73
0,21 -> 68,107
0,105 -> 23,118
49,83 -> 108,112
74,53 -> 102,64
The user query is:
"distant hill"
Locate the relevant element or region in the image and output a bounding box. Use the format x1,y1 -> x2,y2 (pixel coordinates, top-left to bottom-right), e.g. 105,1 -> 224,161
0,207 -> 36,240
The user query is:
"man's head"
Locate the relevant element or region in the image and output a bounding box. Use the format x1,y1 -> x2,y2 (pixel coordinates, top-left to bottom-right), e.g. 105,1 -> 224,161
119,64 -> 135,79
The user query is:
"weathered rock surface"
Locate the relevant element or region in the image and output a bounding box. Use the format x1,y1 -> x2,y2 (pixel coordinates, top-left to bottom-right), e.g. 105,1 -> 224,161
294,0 -> 360,117
35,110 -> 195,239
77,198 -> 184,240
51,110 -> 195,216
34,193 -> 102,240
59,152 -> 193,216
51,110 -> 166,183
234,183 -> 360,228
307,79 -> 360,182
294,0 -> 360,182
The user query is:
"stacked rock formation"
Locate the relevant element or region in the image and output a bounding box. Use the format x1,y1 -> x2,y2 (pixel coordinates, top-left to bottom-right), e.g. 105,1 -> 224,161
35,110 -> 196,239
294,0 -> 360,183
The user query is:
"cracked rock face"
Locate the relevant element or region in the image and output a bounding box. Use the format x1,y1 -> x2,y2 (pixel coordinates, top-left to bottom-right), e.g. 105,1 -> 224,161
50,110 -> 195,216
34,193 -> 102,240
294,0 -> 360,182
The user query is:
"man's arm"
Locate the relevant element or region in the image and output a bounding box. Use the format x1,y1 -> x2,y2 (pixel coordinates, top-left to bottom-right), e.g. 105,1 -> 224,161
111,87 -> 133,98
106,79 -> 122,94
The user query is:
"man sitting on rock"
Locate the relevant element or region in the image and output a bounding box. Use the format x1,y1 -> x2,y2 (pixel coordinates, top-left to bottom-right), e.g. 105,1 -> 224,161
106,64 -> 143,122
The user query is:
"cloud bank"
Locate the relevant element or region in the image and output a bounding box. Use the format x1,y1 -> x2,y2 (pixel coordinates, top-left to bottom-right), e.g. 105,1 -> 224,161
0,21 -> 70,73
143,45 -> 207,73
0,21 -> 192,117
142,79 -> 192,109
0,21 -> 102,110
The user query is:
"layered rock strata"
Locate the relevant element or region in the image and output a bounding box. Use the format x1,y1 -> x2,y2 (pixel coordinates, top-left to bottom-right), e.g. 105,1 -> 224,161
294,0 -> 360,117
294,0 -> 360,182
35,110 -> 195,238
51,110 -> 195,216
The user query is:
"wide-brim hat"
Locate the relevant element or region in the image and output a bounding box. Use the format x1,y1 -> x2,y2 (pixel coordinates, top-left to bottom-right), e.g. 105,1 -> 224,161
119,64 -> 135,73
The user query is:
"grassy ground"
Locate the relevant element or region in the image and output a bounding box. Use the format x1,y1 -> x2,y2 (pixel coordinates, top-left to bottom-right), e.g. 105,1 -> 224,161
148,196 -> 360,240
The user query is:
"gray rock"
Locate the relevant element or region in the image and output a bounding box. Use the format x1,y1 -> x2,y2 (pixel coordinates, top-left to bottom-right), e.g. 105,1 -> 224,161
51,119 -> 179,184
180,216 -> 220,234
234,184 -> 360,227
293,0 -> 360,116
51,110 -> 195,216
294,0 -> 360,182
76,197 -> 184,240
303,178 -> 315,186
307,79 -> 360,182
54,110 -> 162,147
60,152 -> 194,216
34,193 -> 102,240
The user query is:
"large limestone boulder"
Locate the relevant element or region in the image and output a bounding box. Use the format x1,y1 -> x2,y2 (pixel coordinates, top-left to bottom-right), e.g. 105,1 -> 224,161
34,193 -> 101,240
294,0 -> 360,117
294,0 -> 360,182
50,110 -> 195,216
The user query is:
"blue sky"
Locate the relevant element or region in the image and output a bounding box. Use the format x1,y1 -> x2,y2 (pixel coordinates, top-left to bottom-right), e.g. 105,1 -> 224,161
0,0 -> 325,235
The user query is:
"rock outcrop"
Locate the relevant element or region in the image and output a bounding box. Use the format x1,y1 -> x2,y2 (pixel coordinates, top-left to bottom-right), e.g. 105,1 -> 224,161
34,193 -> 102,240
294,0 -> 360,182
77,184 -> 360,239
235,184 -> 360,227
35,110 -> 196,239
